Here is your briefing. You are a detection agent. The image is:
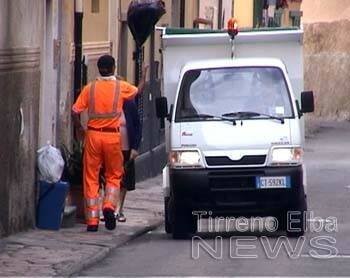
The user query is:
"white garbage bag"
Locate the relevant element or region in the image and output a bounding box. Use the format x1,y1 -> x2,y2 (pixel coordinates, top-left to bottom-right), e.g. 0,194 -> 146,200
37,143 -> 65,183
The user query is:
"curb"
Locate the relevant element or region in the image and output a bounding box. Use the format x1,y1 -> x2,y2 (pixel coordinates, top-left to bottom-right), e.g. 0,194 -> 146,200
61,218 -> 163,276
0,175 -> 164,277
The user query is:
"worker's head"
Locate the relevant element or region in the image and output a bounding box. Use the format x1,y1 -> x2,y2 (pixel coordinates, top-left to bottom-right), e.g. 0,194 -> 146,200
97,55 -> 116,76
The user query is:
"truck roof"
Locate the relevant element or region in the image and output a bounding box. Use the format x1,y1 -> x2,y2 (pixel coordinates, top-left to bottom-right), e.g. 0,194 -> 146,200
164,27 -> 300,35
160,27 -> 303,47
181,58 -> 286,73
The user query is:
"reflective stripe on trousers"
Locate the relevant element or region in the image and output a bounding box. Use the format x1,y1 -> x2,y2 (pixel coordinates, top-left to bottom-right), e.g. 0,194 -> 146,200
104,185 -> 120,208
85,197 -> 100,225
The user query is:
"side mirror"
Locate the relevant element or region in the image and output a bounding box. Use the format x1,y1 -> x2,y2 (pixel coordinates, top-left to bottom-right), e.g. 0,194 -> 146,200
167,104 -> 174,122
155,97 -> 168,118
155,97 -> 168,129
301,91 -> 314,113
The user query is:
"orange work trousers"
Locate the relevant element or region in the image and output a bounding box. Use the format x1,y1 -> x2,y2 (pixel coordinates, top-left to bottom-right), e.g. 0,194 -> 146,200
83,130 -> 124,226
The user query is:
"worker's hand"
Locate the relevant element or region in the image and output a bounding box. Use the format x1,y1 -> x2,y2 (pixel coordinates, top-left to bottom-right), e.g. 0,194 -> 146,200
130,149 -> 139,160
75,126 -> 85,141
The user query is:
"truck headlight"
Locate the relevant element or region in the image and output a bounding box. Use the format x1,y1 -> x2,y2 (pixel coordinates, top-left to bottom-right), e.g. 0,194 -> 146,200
169,150 -> 204,168
269,147 -> 303,166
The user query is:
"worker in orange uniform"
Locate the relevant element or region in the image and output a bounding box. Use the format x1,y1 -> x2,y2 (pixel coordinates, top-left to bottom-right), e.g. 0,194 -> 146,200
72,55 -> 148,232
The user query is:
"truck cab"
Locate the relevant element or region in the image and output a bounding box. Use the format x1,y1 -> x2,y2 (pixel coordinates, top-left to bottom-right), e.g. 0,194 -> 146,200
156,27 -> 314,239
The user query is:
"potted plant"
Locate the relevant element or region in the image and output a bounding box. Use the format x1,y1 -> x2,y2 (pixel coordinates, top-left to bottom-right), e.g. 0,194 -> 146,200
61,141 -> 85,221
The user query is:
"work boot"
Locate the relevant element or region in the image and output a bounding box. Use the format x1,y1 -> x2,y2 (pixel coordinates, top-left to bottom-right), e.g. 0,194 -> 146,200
103,209 -> 116,230
87,225 -> 98,232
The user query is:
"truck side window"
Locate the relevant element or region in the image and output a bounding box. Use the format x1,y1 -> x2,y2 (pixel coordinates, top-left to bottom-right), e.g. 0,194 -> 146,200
177,70 -> 201,117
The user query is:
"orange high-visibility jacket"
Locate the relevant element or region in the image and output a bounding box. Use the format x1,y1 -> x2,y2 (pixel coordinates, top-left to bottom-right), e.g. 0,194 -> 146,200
72,77 -> 138,127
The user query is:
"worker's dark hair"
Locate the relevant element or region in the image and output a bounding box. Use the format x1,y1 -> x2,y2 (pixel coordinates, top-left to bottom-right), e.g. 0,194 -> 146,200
97,55 -> 116,76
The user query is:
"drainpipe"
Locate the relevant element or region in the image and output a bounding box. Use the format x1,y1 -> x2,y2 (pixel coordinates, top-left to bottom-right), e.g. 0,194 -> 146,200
56,0 -> 63,144
74,0 -> 83,101
218,0 -> 223,29
180,0 -> 185,27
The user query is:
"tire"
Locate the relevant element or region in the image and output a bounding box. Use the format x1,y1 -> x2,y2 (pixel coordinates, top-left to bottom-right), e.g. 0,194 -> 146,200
169,195 -> 197,239
279,197 -> 307,237
164,197 -> 172,234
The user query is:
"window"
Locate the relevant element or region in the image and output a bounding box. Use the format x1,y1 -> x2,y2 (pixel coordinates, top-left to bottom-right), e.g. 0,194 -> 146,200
91,0 -> 100,13
254,0 -> 288,28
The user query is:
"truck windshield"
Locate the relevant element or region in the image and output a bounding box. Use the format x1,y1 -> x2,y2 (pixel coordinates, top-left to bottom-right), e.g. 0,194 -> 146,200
175,67 -> 294,122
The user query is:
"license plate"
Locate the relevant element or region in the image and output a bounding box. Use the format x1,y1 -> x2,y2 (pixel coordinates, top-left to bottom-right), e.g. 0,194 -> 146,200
256,176 -> 291,189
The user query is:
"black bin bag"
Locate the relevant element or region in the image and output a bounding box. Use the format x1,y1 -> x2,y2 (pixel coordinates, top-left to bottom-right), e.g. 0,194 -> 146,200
127,0 -> 166,46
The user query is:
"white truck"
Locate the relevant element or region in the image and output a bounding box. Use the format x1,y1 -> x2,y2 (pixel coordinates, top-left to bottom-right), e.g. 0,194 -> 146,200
155,27 -> 314,239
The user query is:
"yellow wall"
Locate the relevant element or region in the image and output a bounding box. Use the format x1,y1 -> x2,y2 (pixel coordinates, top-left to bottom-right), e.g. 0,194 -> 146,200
234,0 -> 253,28
120,0 -> 138,83
83,0 -> 109,42
185,0 -> 199,28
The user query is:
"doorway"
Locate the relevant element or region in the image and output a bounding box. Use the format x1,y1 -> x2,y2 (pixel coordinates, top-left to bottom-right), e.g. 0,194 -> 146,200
39,0 -> 60,147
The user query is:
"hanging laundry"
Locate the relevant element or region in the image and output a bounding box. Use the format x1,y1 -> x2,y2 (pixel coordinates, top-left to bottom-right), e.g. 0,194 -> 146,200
267,0 -> 276,17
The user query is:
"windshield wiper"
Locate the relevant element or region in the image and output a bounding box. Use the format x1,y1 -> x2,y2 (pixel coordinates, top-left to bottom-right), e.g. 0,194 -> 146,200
255,112 -> 285,124
180,114 -> 216,119
222,111 -> 285,124
222,111 -> 260,118
179,114 -> 237,125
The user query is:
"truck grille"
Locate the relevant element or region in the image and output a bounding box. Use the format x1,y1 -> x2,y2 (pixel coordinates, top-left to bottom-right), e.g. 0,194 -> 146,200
206,155 -> 266,166
208,170 -> 265,204
208,169 -> 265,190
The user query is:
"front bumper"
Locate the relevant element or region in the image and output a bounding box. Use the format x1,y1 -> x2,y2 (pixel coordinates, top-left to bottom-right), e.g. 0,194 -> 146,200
169,166 -> 304,217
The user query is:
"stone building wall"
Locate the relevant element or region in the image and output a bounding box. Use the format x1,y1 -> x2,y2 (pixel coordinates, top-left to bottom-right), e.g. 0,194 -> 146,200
0,1 -> 44,236
302,0 -> 350,121
303,19 -> 350,120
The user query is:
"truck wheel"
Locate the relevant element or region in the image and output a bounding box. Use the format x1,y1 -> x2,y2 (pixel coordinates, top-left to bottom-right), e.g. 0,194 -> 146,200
164,197 -> 172,234
169,196 -> 197,239
279,197 -> 307,237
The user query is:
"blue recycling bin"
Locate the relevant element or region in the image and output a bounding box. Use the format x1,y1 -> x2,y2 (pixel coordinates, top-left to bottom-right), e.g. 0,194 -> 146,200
36,180 -> 70,230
